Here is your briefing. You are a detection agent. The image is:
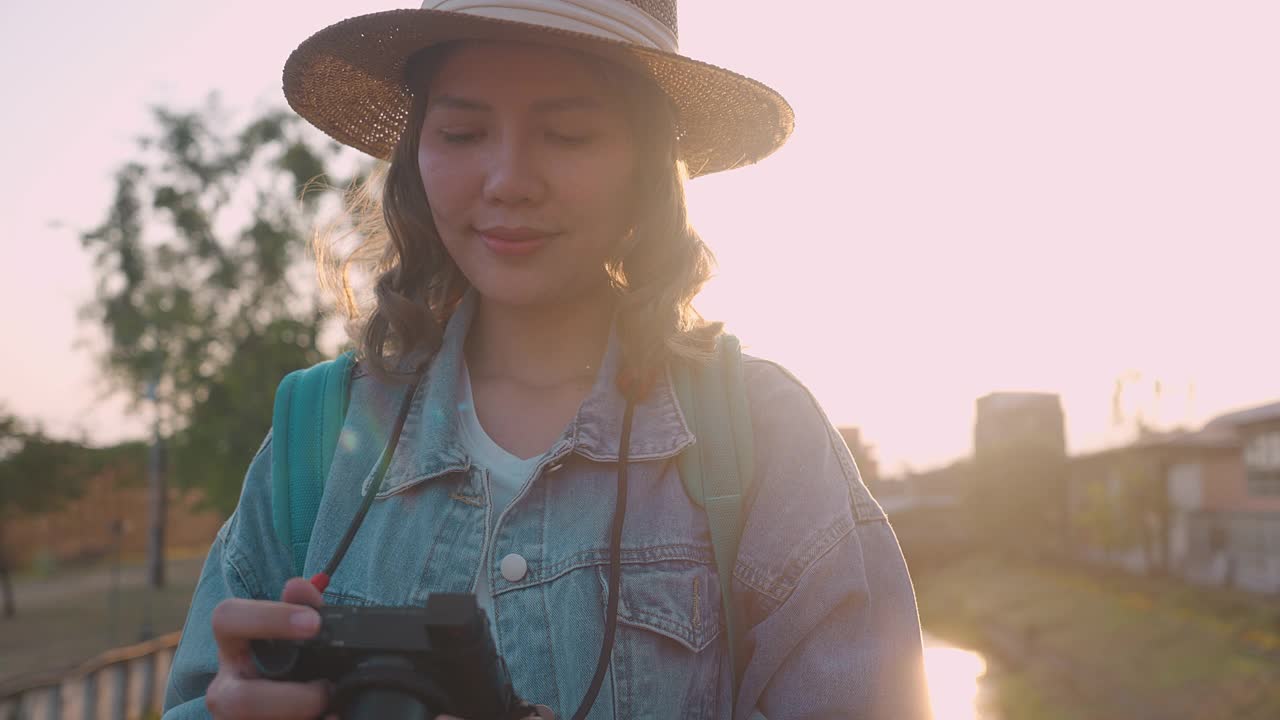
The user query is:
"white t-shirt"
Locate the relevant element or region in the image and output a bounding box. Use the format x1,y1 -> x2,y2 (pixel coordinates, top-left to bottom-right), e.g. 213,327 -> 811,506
457,362 -> 546,626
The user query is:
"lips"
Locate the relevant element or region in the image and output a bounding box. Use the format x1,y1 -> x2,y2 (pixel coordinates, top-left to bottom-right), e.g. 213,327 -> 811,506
476,226 -> 556,257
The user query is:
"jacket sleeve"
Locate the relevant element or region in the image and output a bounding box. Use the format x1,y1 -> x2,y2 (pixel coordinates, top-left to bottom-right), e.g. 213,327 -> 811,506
732,360 -> 931,720
163,433 -> 295,719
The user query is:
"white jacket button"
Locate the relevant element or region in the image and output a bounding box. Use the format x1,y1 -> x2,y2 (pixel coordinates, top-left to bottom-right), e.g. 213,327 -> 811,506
500,553 -> 528,582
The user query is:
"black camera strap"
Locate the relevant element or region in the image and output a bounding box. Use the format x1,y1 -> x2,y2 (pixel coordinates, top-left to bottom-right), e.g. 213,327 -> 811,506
568,397 -> 635,720
313,369 -> 427,589
316,367 -> 638,720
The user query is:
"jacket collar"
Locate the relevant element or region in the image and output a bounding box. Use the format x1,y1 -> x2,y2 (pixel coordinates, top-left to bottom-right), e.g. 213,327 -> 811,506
371,290 -> 694,497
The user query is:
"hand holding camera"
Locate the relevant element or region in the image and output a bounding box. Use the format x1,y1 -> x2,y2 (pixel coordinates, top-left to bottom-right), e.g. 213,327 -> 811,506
207,578 -> 539,719
205,577 -> 331,720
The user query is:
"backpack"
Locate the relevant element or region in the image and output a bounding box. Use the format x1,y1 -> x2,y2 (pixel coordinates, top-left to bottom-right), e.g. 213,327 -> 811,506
269,335 -> 754,699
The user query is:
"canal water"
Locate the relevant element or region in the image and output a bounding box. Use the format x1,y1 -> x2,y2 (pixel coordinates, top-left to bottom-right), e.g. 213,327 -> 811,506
922,632 -> 999,720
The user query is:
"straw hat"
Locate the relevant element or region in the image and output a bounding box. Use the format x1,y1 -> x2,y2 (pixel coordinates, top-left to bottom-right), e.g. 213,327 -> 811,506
283,0 -> 794,177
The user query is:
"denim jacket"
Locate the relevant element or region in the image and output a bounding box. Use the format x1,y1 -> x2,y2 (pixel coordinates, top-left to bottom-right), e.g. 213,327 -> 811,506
163,295 -> 930,720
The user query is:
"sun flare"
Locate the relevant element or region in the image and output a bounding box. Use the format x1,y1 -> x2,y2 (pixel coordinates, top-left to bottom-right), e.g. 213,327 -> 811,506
923,645 -> 991,720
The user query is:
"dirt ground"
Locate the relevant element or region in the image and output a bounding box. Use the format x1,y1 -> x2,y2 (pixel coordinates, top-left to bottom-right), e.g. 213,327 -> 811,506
1,553 -> 206,688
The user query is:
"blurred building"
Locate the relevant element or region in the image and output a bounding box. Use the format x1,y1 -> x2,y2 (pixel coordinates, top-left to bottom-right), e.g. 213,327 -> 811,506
871,461 -> 969,570
1068,400 -> 1280,594
837,427 -> 879,483
873,460 -> 967,515
970,393 -> 1070,557
973,392 -> 1067,461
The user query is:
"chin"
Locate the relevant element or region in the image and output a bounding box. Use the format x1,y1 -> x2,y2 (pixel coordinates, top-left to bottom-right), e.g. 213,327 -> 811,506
468,273 -> 559,308
476,287 -> 548,308
470,272 -> 609,311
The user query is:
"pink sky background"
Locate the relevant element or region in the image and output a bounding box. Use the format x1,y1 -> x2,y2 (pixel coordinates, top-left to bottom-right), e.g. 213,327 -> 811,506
2,1 -> 1277,472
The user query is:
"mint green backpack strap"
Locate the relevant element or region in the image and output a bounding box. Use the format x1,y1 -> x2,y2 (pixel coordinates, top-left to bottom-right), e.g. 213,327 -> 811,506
270,351 -> 355,576
673,334 -> 755,701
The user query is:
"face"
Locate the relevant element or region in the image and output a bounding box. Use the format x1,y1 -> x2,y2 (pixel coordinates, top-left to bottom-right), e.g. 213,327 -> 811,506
418,42 -> 640,309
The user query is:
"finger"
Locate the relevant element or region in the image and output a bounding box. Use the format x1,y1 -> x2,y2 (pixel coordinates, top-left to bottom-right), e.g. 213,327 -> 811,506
281,577 -> 326,607
206,676 -> 329,720
212,598 -> 322,657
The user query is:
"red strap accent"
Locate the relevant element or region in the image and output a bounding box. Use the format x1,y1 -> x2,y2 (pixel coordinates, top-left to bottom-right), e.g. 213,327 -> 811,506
309,573 -> 331,593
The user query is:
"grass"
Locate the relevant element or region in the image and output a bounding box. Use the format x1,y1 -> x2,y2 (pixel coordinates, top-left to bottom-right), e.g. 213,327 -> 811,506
915,554 -> 1280,720
993,670 -> 1079,720
0,555 -> 205,688
9,548 -> 1280,718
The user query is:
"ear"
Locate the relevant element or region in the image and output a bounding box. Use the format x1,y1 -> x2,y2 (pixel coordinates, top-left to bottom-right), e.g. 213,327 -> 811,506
613,225 -> 641,262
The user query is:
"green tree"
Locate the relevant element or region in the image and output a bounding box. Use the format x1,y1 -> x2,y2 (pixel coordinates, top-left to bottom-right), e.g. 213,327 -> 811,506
1075,471 -> 1142,562
0,411 -> 101,617
1107,373 -> 1177,575
79,96 -> 355,544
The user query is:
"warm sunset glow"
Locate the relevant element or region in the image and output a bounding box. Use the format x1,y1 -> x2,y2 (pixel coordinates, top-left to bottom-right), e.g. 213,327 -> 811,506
3,2 -> 1278,471
923,643 -> 991,720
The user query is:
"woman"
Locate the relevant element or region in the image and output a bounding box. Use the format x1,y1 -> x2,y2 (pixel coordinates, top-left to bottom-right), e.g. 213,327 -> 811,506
163,2 -> 930,718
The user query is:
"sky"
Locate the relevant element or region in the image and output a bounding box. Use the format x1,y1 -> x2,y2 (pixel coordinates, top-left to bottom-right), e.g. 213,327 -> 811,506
2,1 -> 1278,473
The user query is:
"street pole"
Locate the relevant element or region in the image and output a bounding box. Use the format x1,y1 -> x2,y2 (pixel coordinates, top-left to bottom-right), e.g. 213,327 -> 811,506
108,518 -> 122,645
147,438 -> 166,589
146,380 -> 166,590
141,380 -> 165,641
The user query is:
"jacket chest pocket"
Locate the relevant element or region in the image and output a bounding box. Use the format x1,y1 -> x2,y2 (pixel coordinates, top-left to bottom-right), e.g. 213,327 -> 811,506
599,558 -> 727,720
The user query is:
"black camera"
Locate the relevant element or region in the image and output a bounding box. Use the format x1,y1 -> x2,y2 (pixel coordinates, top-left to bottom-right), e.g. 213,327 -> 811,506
250,593 -> 537,720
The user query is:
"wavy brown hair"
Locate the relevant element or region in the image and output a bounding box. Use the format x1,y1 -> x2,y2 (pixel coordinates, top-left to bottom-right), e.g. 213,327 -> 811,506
315,42 -> 722,392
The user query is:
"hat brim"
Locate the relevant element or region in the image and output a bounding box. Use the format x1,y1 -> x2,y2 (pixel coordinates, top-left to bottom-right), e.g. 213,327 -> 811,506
283,8 -> 794,177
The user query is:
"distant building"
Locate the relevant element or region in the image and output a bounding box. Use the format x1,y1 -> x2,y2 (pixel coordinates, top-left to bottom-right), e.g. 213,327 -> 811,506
1210,401 -> 1280,497
1172,401 -> 1280,593
970,393 -> 1070,556
875,460 -> 967,515
973,392 -> 1067,460
872,461 -> 969,569
1069,400 -> 1280,594
837,427 -> 879,484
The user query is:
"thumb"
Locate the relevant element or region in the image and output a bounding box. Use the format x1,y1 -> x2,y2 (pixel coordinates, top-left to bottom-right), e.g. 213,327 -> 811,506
280,576 -> 326,607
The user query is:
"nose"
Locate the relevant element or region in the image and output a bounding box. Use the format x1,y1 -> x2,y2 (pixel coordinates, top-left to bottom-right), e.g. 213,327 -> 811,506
482,130 -> 547,207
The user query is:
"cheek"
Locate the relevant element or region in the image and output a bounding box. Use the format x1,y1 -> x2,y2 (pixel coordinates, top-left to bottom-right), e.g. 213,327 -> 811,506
559,153 -> 638,243
418,168 -> 448,217
418,149 -> 473,228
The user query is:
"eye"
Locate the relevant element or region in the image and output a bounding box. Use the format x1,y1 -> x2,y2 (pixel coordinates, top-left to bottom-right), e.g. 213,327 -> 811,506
547,131 -> 593,147
438,129 -> 482,145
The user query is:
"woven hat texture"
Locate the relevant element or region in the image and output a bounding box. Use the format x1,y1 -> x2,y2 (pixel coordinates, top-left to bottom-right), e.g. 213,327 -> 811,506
283,1 -> 794,177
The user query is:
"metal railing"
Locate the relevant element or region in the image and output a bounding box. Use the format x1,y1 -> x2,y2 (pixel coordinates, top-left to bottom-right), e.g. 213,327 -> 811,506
0,632 -> 179,720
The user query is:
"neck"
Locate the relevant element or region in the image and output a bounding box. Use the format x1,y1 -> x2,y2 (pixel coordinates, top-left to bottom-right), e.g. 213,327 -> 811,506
465,291 -> 616,388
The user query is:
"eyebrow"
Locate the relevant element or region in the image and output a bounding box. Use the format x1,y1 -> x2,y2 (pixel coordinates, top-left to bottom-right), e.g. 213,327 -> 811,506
427,94 -> 603,113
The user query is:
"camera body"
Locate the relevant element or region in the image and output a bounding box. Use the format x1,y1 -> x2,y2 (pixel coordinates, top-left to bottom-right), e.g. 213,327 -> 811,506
251,593 -> 535,720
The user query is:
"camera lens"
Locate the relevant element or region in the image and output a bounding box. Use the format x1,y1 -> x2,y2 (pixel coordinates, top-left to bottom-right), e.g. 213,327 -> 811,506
250,639 -> 302,679
346,687 -> 432,720
339,656 -> 438,720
